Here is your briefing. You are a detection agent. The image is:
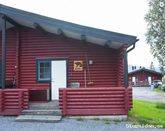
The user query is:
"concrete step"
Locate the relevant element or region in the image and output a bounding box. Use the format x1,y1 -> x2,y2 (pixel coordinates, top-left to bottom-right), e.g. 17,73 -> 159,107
29,102 -> 59,110
29,106 -> 59,110
22,109 -> 61,116
16,115 -> 62,123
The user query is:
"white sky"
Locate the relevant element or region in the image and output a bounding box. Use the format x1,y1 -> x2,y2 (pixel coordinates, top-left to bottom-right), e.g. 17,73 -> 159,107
0,0 -> 159,67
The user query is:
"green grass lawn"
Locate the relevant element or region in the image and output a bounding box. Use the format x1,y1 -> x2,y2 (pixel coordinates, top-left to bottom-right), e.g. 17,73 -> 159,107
128,100 -> 165,128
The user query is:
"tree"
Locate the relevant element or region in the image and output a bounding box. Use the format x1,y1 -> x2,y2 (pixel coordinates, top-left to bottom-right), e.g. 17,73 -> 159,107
145,0 -> 165,74
150,61 -> 155,70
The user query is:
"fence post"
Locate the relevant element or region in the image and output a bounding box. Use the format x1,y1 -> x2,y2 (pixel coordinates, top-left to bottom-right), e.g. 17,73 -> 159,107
62,89 -> 67,116
26,89 -> 29,109
124,88 -> 129,112
18,91 -> 23,113
128,87 -> 132,109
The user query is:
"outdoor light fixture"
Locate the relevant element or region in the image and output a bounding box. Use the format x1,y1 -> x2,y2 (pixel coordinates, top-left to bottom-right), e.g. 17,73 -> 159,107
89,60 -> 93,65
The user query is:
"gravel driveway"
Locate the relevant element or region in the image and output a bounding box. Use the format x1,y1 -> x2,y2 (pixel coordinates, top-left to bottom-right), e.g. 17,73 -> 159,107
0,116 -> 164,131
133,87 -> 165,103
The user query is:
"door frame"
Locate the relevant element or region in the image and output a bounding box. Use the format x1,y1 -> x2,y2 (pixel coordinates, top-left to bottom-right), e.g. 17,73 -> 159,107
50,59 -> 68,101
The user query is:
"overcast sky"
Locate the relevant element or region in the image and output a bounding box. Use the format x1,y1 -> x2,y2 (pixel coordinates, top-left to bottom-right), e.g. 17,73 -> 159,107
0,0 -> 159,67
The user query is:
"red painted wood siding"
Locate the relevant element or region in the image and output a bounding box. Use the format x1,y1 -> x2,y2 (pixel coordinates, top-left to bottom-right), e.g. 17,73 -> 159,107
59,87 -> 132,116
0,27 -> 126,100
0,29 -> 17,81
0,89 -> 29,115
117,46 -> 126,87
19,27 -> 120,89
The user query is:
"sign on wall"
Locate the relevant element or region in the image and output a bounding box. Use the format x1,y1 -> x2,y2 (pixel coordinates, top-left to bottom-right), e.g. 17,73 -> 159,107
74,61 -> 83,71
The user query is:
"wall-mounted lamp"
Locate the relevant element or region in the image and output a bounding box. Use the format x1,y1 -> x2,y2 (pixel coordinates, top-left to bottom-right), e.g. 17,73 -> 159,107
89,60 -> 93,65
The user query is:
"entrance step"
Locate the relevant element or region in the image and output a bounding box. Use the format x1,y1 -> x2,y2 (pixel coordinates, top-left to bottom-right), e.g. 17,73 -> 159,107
16,115 -> 62,123
16,101 -> 62,123
22,109 -> 61,116
29,101 -> 59,110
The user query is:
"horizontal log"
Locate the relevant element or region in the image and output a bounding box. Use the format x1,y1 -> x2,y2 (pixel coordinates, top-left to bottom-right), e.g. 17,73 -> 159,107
65,95 -> 124,99
0,89 -> 29,115
66,99 -> 125,103
66,92 -> 125,95
59,105 -> 125,110
66,90 -> 125,93
59,87 -> 125,91
3,106 -> 19,109
1,89 -> 28,91
0,109 -> 21,115
60,95 -> 124,100
4,102 -> 19,105
22,106 -> 29,109
3,99 -> 19,102
4,92 -> 19,94
23,99 -> 29,102
66,101 -> 124,105
67,105 -> 125,109
59,87 -> 132,116
4,96 -> 19,99
66,109 -> 128,115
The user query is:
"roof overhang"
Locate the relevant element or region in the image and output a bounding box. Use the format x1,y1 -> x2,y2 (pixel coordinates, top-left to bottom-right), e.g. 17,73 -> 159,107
0,4 -> 138,49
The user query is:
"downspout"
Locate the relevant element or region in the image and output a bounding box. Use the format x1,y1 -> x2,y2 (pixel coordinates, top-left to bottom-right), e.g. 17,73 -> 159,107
124,43 -> 136,88
15,29 -> 20,88
1,17 -> 6,89
127,43 -> 136,53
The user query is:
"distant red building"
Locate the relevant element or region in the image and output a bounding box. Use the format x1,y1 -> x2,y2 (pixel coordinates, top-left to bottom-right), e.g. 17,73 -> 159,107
128,68 -> 163,87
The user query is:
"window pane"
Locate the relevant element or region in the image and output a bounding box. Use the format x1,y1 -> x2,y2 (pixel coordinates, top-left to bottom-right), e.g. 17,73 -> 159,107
40,73 -> 44,79
38,61 -> 50,81
40,67 -> 44,74
44,73 -> 50,79
45,67 -> 50,73
40,63 -> 44,68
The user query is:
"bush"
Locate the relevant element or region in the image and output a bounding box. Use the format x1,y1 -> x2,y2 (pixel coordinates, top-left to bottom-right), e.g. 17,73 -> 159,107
154,84 -> 165,92
157,84 -> 162,90
161,76 -> 165,84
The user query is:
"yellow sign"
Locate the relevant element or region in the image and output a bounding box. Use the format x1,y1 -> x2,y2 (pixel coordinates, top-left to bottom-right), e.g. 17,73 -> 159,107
74,61 -> 83,71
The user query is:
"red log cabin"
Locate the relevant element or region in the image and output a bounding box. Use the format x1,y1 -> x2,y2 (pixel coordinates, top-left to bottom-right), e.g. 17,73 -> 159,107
0,5 -> 138,116
128,68 -> 163,87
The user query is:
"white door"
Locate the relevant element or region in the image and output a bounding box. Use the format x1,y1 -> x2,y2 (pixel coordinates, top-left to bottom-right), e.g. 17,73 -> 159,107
51,60 -> 67,100
148,76 -> 152,85
132,77 -> 136,82
132,77 -> 136,85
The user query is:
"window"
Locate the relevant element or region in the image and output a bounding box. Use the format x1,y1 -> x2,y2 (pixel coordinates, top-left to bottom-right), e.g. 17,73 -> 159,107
37,60 -> 51,82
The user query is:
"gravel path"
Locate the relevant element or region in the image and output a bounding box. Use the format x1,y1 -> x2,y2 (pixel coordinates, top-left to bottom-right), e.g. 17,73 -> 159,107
133,87 -> 165,103
0,116 -> 164,131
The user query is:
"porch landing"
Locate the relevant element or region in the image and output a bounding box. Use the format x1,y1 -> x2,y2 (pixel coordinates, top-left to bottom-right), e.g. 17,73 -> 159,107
16,100 -> 62,123
29,100 -> 60,110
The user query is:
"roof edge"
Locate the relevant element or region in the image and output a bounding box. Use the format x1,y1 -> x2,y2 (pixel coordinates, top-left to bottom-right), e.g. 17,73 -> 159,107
0,4 -> 138,47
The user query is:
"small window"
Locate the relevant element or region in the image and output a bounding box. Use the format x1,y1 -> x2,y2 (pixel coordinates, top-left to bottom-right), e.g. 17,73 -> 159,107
37,60 -> 51,82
